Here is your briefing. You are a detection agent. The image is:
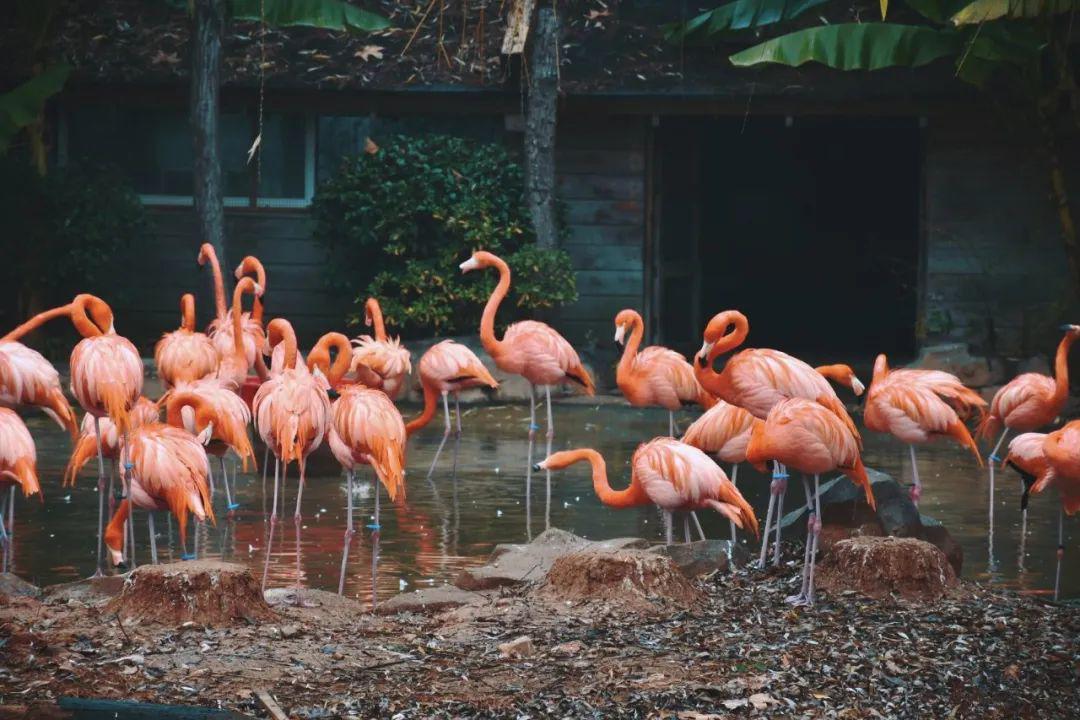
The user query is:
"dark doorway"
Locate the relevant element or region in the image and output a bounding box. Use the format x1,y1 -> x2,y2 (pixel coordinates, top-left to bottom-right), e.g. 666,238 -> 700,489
653,116 -> 920,362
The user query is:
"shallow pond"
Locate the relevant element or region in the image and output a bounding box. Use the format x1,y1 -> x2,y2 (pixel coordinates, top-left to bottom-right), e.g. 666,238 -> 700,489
7,403 -> 1077,603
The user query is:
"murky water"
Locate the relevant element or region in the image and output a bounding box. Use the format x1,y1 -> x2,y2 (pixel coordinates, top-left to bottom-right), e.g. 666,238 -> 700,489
6,403 -> 1077,603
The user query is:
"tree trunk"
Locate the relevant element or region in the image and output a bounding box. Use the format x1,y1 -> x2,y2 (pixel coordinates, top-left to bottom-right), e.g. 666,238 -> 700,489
191,0 -> 227,266
1038,98 -> 1080,302
524,7 -> 559,249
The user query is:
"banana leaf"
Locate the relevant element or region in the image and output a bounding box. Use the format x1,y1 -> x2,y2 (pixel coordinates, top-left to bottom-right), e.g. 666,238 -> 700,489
729,23 -> 961,70
951,0 -> 1077,24
231,0 -> 390,32
665,0 -> 830,41
0,64 -> 71,153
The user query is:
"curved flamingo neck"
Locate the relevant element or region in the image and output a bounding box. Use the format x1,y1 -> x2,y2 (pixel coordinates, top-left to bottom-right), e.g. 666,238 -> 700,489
617,313 -> 645,379
307,332 -> 352,387
1052,332 -> 1078,405
267,319 -> 298,370
871,354 -> 889,386
406,381 -> 440,437
166,392 -> 210,431
198,243 -> 227,319
230,280 -> 255,362
180,294 -> 196,332
1,302 -> 74,342
236,257 -> 267,324
70,295 -> 113,338
104,498 -> 131,556
365,298 -> 387,342
479,255 -> 511,357
565,449 -> 640,509
708,311 -> 750,361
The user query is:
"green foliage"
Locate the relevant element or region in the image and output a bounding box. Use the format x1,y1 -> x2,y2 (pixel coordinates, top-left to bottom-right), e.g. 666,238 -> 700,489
312,134 -> 577,336
230,0 -> 390,32
0,64 -> 70,154
665,0 -> 829,41
0,157 -> 150,308
950,0 -> 1076,24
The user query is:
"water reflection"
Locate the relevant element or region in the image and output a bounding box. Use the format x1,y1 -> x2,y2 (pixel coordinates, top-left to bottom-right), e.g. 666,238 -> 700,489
7,404 -> 1078,602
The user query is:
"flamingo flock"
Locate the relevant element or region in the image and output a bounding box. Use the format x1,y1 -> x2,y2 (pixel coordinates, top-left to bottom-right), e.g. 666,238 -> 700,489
0,245 -> 1077,607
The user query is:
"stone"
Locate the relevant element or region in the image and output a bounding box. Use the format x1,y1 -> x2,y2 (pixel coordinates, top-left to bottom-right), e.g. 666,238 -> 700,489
42,575 -> 125,605
910,343 -> 1004,388
534,549 -> 702,612
105,561 -> 276,627
280,624 -> 300,638
647,539 -> 748,577
454,528 -> 649,591
1016,354 -> 1051,376
919,514 -> 964,575
816,536 -> 957,601
375,584 -> 486,616
0,573 -> 41,599
815,522 -> 884,557
498,635 -> 534,658
779,468 -> 904,537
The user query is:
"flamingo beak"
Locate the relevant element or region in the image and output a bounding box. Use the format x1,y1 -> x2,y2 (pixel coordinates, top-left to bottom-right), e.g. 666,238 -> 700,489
110,547 -> 125,567
532,460 -> 546,472
614,325 -> 626,345
851,376 -> 866,396
459,257 -> 480,273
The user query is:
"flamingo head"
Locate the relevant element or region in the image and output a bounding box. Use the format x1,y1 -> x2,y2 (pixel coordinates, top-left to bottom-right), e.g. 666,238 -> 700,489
1060,324 -> 1080,337
459,250 -> 497,274
613,309 -> 639,346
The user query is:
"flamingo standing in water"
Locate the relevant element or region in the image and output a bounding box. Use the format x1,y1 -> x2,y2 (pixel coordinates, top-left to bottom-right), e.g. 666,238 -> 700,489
200,244 -> 266,377
536,437 -> 757,544
460,251 -> 595,533
979,324 -> 1080,553
253,319 -> 332,595
309,332 -> 406,602
406,340 -> 498,477
68,294 -> 144,575
0,408 -> 41,573
613,309 -> 713,437
154,294 -> 218,390
745,398 -> 876,607
864,353 -> 983,506
234,255 -> 271,389
0,302 -> 79,436
681,401 -> 762,542
350,298 -> 412,400
694,310 -> 859,567
104,422 -> 214,567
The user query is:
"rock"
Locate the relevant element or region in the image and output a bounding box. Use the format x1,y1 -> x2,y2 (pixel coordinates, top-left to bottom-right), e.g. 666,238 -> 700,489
534,549 -> 702,612
911,343 -> 1004,388
42,575 -> 125,605
280,624 -> 300,638
920,514 -> 964,575
816,536 -> 957,601
376,584 -> 486,616
1016,354 -> 1051,377
454,528 -> 649,591
498,635 -> 534,658
0,573 -> 41,599
872,477 -> 923,538
779,468 -> 907,536
105,561 -> 276,627
550,640 -> 587,657
816,522 -> 883,557
648,539 -> 748,577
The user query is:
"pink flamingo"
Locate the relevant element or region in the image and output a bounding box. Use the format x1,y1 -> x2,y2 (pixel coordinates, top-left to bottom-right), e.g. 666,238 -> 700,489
681,401 -> 763,541
864,353 -> 983,506
614,309 -> 714,437
68,294 -> 144,576
234,254 -> 271,386
814,364 -> 866,396
405,340 -> 499,477
979,324 -> 1080,549
694,310 -> 860,567
350,298 -> 412,401
154,294 -> 219,390
104,422 -> 214,567
0,302 -> 79,437
252,319 -> 332,594
0,408 -> 41,574
460,250 -> 595,532
200,243 -> 266,375
216,278 -> 263,392
309,333 -> 406,602
745,398 -> 876,607
536,437 -> 758,544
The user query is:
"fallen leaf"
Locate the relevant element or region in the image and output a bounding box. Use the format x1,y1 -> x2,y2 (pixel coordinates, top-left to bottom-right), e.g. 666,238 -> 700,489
749,693 -> 779,710
722,699 -> 748,710
355,45 -> 384,62
151,50 -> 180,65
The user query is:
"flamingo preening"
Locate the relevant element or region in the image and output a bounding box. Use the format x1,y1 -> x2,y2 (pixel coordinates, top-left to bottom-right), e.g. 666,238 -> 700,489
461,250 -> 594,534
154,293 -> 218,390
200,243 -> 266,375
745,398 -> 875,607
350,298 -> 412,401
0,408 -> 41,573
234,254 -> 271,385
613,309 -> 713,437
694,310 -> 859,567
0,302 -> 79,437
536,437 -> 757,544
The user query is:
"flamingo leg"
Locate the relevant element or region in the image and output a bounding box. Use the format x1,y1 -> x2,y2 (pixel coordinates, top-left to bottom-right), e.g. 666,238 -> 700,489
691,512 -> 706,541
426,391 -> 453,479
338,470 -> 355,596
450,393 -> 462,477
261,444 -> 270,507
261,459 -> 281,590
92,416 -> 108,578
786,476 -> 815,605
221,456 -> 239,515
758,482 -> 778,569
148,512 -> 158,565
683,513 -> 691,543
545,385 -> 554,531
804,474 -> 822,606
1054,503 -> 1064,601
524,385 -> 536,541
454,393 -> 463,437
663,510 -> 673,545
5,486 -> 13,572
371,476 -> 381,611
0,493 -> 8,573
909,445 -> 923,506
988,428 -> 1009,570
773,463 -> 788,567
121,429 -> 137,570
668,411 -> 675,438
729,464 -> 740,543
293,463 -> 306,600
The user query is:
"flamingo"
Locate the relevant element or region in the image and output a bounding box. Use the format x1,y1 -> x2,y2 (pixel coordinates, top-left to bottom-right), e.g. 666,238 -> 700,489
68,294 -> 144,576
0,302 -> 79,436
234,254 -> 271,386
979,324 -> 1080,552
0,408 -> 41,574
681,401 -> 763,542
405,340 -> 498,478
613,309 -> 714,437
460,250 -> 595,533
154,294 -> 218,390
200,243 -> 266,374
694,310 -> 859,567
104,422 -> 214,567
814,364 -> 866,396
215,278 -> 263,392
535,437 -> 757,544
350,298 -> 412,400
308,332 -> 406,602
864,353 -> 983,507
252,318 -> 332,595
745,398 -> 876,607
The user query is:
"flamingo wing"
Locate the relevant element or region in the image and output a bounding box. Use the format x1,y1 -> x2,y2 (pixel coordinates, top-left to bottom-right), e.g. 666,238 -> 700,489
0,408 -> 39,497
681,400 -> 759,463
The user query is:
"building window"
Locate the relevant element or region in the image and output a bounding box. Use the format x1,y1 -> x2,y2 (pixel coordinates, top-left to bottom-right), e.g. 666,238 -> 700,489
60,106 -> 315,208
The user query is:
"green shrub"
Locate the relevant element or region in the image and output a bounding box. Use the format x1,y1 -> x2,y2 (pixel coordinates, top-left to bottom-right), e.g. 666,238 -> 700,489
311,133 -> 577,336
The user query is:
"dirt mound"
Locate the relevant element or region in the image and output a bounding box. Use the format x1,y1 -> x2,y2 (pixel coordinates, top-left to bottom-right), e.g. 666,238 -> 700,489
816,536 -> 957,601
534,550 -> 702,612
106,561 -> 276,626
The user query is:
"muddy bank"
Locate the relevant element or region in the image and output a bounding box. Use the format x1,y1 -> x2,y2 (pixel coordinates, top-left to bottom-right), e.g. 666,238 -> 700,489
1,535 -> 1077,720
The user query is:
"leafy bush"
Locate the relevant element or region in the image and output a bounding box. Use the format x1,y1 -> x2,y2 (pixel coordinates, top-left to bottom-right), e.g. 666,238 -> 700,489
311,134 -> 577,336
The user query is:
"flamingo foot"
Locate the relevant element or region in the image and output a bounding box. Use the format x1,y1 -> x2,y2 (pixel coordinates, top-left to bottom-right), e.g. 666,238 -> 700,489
785,592 -> 811,606
180,552 -> 196,561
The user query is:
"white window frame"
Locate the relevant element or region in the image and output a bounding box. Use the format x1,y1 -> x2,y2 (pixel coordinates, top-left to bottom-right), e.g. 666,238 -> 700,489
59,109 -> 316,209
